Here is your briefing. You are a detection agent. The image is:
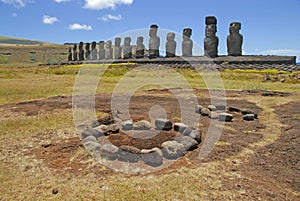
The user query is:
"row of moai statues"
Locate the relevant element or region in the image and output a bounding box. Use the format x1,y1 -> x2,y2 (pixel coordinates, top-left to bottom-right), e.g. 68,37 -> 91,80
68,16 -> 243,61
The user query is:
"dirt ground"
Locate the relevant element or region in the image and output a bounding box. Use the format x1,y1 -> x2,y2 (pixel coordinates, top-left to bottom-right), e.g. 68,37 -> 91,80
0,89 -> 299,200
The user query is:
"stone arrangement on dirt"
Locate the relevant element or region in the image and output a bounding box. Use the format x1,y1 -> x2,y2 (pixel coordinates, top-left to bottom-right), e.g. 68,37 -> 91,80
79,117 -> 202,167
78,103 -> 258,167
195,104 -> 258,122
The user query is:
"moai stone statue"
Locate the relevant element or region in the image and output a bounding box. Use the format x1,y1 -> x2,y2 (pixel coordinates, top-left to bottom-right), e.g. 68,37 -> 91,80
72,44 -> 78,61
204,16 -> 219,58
98,41 -> 105,60
114,37 -> 122,59
182,28 -> 193,57
78,42 -> 85,61
68,47 -> 73,61
91,41 -> 97,60
105,40 -> 113,60
136,36 -> 145,58
227,22 -> 243,56
85,42 -> 91,60
166,32 -> 176,57
123,37 -> 132,59
148,24 -> 160,59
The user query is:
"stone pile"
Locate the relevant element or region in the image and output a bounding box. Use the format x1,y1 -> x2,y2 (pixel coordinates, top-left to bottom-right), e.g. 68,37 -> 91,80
79,118 -> 202,167
195,104 -> 258,122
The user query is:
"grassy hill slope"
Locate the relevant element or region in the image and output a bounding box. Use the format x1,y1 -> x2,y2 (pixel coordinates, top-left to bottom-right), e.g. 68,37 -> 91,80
0,36 -> 55,46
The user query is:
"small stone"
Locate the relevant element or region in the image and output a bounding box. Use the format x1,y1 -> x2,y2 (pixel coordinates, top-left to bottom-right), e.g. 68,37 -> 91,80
121,120 -> 133,130
209,111 -> 219,119
280,78 -> 285,83
155,118 -> 173,130
95,125 -> 108,133
82,135 -> 98,144
182,127 -> 195,136
195,105 -> 203,113
174,122 -> 188,133
133,120 -> 152,130
189,129 -> 202,143
228,106 -> 241,112
175,136 -> 198,151
241,110 -> 258,118
219,113 -> 233,122
141,148 -> 163,166
201,108 -> 211,116
215,104 -> 226,110
52,188 -> 58,195
208,105 -> 217,111
80,128 -> 102,139
106,124 -> 119,134
100,144 -> 119,160
161,141 -> 185,159
84,141 -> 101,153
118,145 -> 141,163
243,114 -> 255,121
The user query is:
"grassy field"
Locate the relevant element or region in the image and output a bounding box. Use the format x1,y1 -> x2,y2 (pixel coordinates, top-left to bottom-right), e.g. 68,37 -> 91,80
0,64 -> 299,200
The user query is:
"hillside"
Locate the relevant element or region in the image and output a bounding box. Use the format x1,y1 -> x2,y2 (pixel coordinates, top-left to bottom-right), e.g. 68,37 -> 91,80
0,36 -> 54,46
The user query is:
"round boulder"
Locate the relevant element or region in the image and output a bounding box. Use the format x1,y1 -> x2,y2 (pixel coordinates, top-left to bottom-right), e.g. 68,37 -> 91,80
141,148 -> 163,167
155,118 -> 173,131
241,109 -> 258,118
175,136 -> 198,151
174,122 -> 188,133
189,129 -> 202,143
80,128 -> 103,139
243,114 -> 255,121
219,113 -> 233,122
208,105 -> 217,111
201,108 -> 211,116
228,106 -> 241,112
133,120 -> 152,130
121,120 -> 133,130
209,111 -> 219,119
195,105 -> 203,113
161,141 -> 185,159
99,144 -> 119,160
118,145 -> 141,163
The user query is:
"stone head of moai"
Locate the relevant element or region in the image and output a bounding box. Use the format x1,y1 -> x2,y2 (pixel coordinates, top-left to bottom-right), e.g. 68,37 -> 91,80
73,44 -> 77,51
183,28 -> 192,39
99,41 -> 105,48
92,41 -> 96,49
167,32 -> 175,41
205,24 -> 217,37
229,22 -> 241,34
124,37 -> 131,46
115,37 -> 121,47
149,24 -> 158,37
137,36 -> 143,44
85,42 -> 90,50
106,40 -> 112,48
79,42 -> 84,50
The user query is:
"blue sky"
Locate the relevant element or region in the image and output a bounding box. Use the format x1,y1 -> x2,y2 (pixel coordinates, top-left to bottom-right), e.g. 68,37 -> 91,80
1,0 -> 300,60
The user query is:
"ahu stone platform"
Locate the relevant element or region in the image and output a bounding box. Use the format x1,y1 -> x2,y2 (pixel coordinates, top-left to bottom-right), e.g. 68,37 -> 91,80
65,55 -> 300,71
82,55 -> 296,65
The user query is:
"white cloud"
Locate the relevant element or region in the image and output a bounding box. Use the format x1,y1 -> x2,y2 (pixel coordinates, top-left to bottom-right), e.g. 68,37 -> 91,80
99,14 -> 122,22
67,23 -> 92,30
83,0 -> 134,10
1,0 -> 26,8
260,49 -> 300,62
43,15 -> 58,24
54,0 -> 70,3
12,12 -> 18,17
